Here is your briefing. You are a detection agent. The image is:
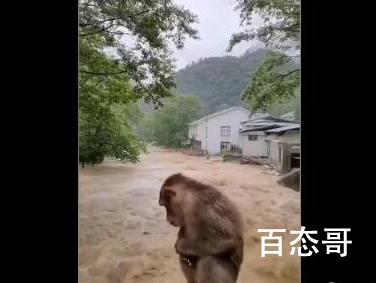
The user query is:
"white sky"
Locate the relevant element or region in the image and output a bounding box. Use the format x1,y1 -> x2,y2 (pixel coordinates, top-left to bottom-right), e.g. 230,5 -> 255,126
171,0 -> 264,69
108,0 -> 264,70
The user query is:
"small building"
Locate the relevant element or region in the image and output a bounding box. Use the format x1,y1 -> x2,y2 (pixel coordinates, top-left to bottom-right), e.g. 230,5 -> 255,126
239,115 -> 297,157
239,124 -> 280,157
187,106 -> 250,155
265,124 -> 300,173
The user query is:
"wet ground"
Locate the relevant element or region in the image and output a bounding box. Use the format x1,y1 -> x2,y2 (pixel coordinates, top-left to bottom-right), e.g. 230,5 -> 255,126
79,147 -> 300,283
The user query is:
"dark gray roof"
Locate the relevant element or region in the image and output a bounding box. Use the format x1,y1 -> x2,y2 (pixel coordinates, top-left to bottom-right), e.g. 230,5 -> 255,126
256,115 -> 297,123
189,106 -> 250,125
265,124 -> 300,134
240,124 -> 281,133
241,115 -> 298,124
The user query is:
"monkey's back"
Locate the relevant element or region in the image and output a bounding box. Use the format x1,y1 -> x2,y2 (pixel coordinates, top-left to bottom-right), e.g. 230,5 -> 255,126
194,186 -> 244,269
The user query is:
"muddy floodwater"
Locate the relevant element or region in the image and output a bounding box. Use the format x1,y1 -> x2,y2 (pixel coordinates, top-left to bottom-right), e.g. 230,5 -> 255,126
79,148 -> 300,283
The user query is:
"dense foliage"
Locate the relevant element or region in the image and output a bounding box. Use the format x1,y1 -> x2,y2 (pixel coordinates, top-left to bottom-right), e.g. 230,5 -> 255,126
137,96 -> 202,147
79,0 -> 198,165
267,91 -> 300,121
242,52 -> 299,112
174,49 -> 268,115
228,0 -> 300,52
228,0 -> 300,112
173,48 -> 298,116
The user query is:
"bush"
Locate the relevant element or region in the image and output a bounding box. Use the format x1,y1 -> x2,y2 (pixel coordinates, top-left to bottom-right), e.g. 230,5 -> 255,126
222,150 -> 231,162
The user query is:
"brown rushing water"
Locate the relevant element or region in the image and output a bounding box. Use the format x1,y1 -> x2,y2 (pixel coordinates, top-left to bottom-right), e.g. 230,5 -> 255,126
79,147 -> 300,283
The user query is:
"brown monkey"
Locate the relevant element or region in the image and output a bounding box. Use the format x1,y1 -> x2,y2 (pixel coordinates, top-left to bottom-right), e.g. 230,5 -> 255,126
277,168 -> 300,191
159,173 -> 244,283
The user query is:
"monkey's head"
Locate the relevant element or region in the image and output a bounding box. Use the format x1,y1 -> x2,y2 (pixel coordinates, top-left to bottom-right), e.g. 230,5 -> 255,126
159,173 -> 191,227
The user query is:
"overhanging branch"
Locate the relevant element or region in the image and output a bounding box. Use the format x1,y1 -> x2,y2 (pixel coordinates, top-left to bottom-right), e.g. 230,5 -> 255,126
80,70 -> 128,76
80,24 -> 117,36
79,18 -> 121,27
271,68 -> 300,83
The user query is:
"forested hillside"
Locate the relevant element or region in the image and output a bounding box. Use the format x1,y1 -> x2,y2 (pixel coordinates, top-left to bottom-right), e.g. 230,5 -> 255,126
174,49 -> 268,115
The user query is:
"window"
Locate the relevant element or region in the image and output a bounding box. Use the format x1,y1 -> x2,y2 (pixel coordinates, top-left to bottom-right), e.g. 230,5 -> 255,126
221,142 -> 230,152
248,135 -> 258,141
220,126 -> 231,137
291,153 -> 300,169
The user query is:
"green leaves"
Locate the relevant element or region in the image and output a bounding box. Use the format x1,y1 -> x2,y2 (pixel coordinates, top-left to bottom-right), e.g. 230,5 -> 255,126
267,93 -> 300,121
79,0 -> 199,104
79,101 -> 146,165
228,0 -> 300,113
174,49 -> 268,115
79,44 -> 145,165
138,96 -> 202,148
79,0 -> 198,165
242,53 -> 299,112
229,0 -> 300,51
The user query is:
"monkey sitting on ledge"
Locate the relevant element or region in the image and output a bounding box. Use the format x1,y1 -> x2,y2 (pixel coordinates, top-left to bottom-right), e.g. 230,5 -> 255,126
159,173 -> 244,283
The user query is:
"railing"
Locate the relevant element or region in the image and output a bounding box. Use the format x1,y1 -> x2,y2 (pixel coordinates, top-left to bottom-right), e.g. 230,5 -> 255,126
228,145 -> 242,155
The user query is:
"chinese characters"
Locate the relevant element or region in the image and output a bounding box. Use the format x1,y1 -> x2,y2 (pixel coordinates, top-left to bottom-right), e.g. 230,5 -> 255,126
257,227 -> 352,257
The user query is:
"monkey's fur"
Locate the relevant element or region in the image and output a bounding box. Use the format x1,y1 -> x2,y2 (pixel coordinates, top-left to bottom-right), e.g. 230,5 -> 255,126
159,173 -> 244,283
277,168 -> 300,191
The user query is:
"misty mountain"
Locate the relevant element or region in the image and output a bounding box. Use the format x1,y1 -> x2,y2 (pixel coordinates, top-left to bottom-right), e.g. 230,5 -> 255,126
173,48 -> 268,115
139,48 -> 300,118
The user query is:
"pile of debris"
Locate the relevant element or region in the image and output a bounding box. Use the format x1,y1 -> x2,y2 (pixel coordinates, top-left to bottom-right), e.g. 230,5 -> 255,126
241,156 -> 269,165
180,148 -> 205,156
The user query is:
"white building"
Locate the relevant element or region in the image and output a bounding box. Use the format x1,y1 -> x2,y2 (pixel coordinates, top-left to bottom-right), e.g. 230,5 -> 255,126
188,106 -> 250,155
265,125 -> 300,173
239,125 -> 275,157
239,115 -> 296,157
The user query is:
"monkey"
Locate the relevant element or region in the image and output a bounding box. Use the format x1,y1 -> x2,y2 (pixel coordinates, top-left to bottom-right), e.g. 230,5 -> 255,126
159,173 -> 244,283
277,168 -> 300,191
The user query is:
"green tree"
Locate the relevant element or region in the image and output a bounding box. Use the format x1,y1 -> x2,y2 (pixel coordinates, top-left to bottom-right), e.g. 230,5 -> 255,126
147,96 -> 202,147
79,103 -> 146,167
134,112 -> 155,143
79,0 -> 198,166
79,39 -> 146,167
266,90 -> 300,121
174,49 -> 267,115
228,0 -> 300,112
242,52 -> 299,112
80,0 -> 198,105
228,0 -> 299,52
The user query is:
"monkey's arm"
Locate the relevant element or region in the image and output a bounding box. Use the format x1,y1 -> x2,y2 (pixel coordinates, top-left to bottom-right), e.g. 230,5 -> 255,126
175,236 -> 236,257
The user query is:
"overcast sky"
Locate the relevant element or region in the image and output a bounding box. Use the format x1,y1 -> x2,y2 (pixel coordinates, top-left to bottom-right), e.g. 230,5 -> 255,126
171,0 -> 263,70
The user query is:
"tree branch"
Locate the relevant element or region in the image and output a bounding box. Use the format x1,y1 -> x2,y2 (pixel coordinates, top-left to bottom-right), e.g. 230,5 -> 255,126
79,18 -> 121,27
278,6 -> 299,16
271,69 -> 300,83
80,70 -> 128,76
79,9 -> 151,28
129,9 -> 151,17
265,23 -> 300,33
80,24 -> 117,36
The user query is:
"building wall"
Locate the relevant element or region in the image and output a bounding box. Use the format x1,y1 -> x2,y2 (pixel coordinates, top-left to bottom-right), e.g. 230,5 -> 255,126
278,130 -> 300,143
196,122 -> 207,150
188,122 -> 206,146
240,131 -> 268,157
268,130 -> 300,173
207,109 -> 249,154
188,124 -> 197,139
268,134 -> 280,168
189,109 -> 249,154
